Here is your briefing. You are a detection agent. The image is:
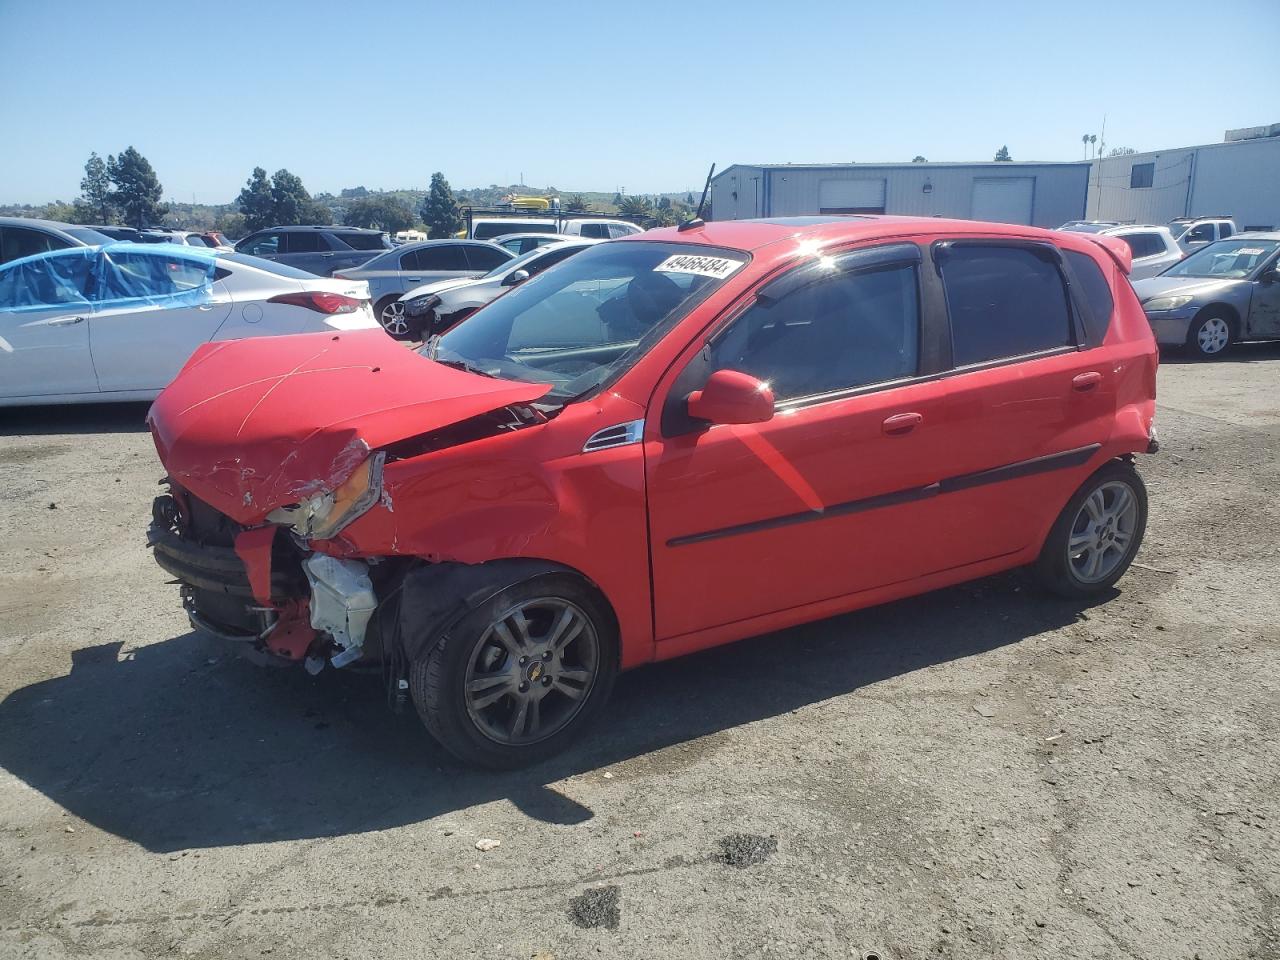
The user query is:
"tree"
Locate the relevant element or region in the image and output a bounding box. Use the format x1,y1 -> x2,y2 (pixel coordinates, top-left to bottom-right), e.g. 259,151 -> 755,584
657,195 -> 672,210
993,145 -> 1012,162
612,192 -> 623,206
345,196 -> 415,233
617,195 -> 653,219
269,169 -> 316,226
213,211 -> 247,241
108,146 -> 168,227
237,167 -> 276,232
77,152 -> 115,223
43,201 -> 77,222
565,193 -> 590,213
912,155 -> 927,163
685,192 -> 695,205
421,172 -> 462,239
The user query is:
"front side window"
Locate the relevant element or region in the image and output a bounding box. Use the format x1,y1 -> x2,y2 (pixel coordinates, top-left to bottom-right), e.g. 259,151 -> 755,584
1162,239 -> 1280,279
1186,224 -> 1214,243
705,261 -> 920,403
939,245 -> 1073,366
429,242 -> 747,402
0,249 -> 94,309
3,226 -> 68,262
1130,163 -> 1155,188
240,233 -> 280,256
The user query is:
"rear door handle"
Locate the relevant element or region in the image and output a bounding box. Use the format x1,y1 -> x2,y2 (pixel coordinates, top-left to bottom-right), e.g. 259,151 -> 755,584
47,315 -> 86,326
406,277 -> 423,282
1072,371 -> 1103,392
882,412 -> 923,435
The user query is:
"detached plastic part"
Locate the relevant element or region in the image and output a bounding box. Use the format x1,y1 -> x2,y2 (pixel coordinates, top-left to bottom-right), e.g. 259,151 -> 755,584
304,554 -> 377,668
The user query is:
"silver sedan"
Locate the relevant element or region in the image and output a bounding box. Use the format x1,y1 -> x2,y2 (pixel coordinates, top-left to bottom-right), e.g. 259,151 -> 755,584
334,239 -> 512,337
1133,234 -> 1280,358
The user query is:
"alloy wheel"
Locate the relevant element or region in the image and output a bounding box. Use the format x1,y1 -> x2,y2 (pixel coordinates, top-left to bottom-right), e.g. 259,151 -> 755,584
463,598 -> 600,745
380,300 -> 409,336
1067,480 -> 1139,583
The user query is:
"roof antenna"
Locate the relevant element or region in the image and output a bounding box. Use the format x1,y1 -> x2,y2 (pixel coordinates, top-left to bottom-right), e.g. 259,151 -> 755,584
679,163 -> 716,231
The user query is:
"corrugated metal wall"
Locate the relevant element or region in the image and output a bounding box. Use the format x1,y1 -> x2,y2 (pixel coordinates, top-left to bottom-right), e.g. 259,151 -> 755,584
1086,137 -> 1280,230
710,164 -> 1089,227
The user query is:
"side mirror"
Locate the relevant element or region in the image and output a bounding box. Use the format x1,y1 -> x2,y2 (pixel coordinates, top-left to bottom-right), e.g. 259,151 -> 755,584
502,268 -> 530,287
1262,267 -> 1280,284
687,369 -> 775,426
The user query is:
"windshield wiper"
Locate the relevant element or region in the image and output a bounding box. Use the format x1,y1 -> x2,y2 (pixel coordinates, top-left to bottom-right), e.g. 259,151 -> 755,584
433,357 -> 499,379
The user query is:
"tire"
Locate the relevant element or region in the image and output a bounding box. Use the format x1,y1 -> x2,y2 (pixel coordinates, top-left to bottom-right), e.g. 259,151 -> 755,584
1185,310 -> 1233,359
409,574 -> 619,769
375,296 -> 412,339
1035,460 -> 1148,599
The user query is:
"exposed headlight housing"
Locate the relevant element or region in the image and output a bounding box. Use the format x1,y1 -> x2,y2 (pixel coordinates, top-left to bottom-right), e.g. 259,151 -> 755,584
1143,295 -> 1195,312
266,453 -> 385,541
404,294 -> 441,317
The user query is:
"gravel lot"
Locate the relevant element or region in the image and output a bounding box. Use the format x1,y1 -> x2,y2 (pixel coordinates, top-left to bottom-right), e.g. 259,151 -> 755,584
1,346 -> 1277,960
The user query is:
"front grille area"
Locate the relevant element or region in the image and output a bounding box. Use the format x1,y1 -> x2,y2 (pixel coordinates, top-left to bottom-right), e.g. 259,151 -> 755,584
149,492 -> 307,636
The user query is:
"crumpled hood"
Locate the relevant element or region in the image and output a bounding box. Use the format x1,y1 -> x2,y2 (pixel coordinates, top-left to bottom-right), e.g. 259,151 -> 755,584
1132,274 -> 1245,303
148,330 -> 550,524
400,275 -> 484,301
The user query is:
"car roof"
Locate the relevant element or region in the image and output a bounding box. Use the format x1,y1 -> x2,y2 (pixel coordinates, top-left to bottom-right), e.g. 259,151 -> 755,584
393,238 -> 503,249
1230,231 -> 1280,241
256,225 -> 382,233
495,232 -> 571,241
630,215 -> 1096,253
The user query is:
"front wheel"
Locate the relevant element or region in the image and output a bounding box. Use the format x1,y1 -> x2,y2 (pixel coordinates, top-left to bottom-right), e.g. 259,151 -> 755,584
409,575 -> 618,769
1186,311 -> 1233,359
1035,461 -> 1148,599
375,296 -> 411,339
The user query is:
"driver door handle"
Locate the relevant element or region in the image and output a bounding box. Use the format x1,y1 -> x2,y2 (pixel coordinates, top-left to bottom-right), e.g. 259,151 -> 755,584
1072,371 -> 1103,392
882,412 -> 923,435
48,315 -> 86,326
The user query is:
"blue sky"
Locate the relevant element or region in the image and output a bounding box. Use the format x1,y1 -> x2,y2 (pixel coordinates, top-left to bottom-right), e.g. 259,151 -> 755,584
2,0 -> 1277,205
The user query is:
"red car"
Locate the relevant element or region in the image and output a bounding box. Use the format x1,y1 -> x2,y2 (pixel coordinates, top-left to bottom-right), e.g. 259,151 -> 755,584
147,216 -> 1158,768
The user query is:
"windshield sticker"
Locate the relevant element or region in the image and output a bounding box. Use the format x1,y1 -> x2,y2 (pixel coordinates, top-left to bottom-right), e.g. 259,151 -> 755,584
1234,248 -> 1264,256
654,254 -> 743,279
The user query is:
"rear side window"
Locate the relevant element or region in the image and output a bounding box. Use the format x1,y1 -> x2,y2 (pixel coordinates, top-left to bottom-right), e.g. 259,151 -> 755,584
283,232 -> 327,253
334,231 -> 388,251
1120,232 -> 1164,259
578,223 -> 611,239
939,245 -> 1073,366
608,223 -> 638,238
464,245 -> 510,270
474,221 -> 556,240
1062,249 -> 1113,340
1218,223 -> 1233,239
2,226 -> 69,263
707,261 -> 920,402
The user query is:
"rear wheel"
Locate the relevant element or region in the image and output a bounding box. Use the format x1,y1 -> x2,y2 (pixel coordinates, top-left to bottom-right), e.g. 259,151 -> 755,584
375,296 -> 411,338
409,575 -> 618,769
1035,461 -> 1148,599
1186,311 -> 1233,359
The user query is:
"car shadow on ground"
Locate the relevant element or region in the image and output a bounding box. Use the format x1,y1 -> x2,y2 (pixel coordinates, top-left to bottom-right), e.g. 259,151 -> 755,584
0,402 -> 152,437
0,573 -> 1111,852
1159,341 -> 1280,365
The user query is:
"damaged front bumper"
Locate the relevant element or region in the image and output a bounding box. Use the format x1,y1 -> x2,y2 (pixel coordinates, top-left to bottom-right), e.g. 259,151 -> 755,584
148,493 -> 384,670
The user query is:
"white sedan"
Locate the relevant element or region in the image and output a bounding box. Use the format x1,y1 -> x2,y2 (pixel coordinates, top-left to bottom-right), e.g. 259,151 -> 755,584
0,243 -> 380,406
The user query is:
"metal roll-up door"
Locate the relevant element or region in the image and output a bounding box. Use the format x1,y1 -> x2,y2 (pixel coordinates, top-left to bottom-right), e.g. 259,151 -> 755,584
971,178 -> 1035,224
819,179 -> 886,214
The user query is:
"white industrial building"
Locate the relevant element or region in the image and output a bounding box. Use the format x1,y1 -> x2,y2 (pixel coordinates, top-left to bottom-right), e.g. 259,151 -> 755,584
1086,125 -> 1280,231
710,123 -> 1280,231
709,162 -> 1091,227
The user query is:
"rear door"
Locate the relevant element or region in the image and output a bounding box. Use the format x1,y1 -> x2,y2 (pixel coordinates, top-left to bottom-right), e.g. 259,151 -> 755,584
400,243 -> 473,287
327,231 -> 388,275
0,250 -> 98,397
87,248 -> 234,393
278,230 -> 331,275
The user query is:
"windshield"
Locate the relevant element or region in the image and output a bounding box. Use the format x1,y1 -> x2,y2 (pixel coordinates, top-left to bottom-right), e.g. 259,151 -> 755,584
1166,223 -> 1189,241
1060,222 -> 1114,234
1161,239 -> 1279,279
483,243 -> 564,279
425,242 -> 748,401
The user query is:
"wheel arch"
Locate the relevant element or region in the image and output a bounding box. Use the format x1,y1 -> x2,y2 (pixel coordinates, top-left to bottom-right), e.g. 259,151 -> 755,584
397,558 -> 620,664
1033,455 -> 1141,556
1194,301 -> 1241,335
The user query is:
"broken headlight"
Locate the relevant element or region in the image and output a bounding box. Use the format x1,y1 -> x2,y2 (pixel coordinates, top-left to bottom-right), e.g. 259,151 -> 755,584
266,453 -> 385,541
404,293 -> 441,317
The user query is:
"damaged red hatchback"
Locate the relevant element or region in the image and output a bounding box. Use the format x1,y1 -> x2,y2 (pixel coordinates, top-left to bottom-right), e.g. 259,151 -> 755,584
148,216 -> 1158,768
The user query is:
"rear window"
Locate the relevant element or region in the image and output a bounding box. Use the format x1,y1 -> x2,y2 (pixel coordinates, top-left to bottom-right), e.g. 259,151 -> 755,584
939,245 -> 1073,366
334,231 -> 389,251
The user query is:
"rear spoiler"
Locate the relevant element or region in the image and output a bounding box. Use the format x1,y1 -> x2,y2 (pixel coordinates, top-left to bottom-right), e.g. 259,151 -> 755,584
1081,233 -> 1133,276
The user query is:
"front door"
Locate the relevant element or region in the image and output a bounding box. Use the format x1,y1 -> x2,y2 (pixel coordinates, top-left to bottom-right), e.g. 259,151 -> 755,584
1246,256 -> 1280,339
0,250 -> 98,398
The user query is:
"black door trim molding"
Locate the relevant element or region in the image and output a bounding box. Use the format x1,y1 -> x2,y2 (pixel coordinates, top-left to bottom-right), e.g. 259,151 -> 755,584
666,443 -> 1102,548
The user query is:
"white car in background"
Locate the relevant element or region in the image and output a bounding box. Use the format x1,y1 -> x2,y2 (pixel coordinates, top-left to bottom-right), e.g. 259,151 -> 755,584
396,238 -> 600,338
468,216 -> 642,241
0,243 -> 379,406
1059,222 -> 1184,279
